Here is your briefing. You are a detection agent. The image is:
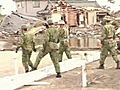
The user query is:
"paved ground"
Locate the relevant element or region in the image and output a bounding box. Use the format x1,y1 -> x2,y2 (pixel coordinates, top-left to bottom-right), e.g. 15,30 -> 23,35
1,50 -> 120,90
18,56 -> 120,90
0,50 -> 86,77
0,51 -> 69,77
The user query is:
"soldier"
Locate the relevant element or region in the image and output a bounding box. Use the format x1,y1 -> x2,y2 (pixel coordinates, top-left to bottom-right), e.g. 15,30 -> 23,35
16,25 -> 36,73
58,20 -> 72,62
98,16 -> 120,69
111,19 -> 119,30
33,20 -> 61,78
111,19 -> 120,51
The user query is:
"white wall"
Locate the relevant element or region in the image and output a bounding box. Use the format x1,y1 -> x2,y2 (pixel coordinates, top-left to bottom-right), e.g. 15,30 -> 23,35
16,1 -> 48,16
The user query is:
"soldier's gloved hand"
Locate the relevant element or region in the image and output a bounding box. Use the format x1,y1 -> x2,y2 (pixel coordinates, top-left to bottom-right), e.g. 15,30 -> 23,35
15,48 -> 18,53
33,49 -> 36,52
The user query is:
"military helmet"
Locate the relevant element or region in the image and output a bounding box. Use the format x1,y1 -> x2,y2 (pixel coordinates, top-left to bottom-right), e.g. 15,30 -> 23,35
103,16 -> 112,21
47,19 -> 53,25
21,24 -> 27,29
58,20 -> 65,25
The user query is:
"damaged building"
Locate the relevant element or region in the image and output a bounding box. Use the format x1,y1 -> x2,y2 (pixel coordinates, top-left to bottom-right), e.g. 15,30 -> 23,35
13,0 -> 108,26
50,0 -> 109,27
0,0 -> 110,50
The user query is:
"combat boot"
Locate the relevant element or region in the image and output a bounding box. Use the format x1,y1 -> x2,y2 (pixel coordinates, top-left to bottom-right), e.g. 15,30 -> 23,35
56,72 -> 61,78
98,64 -> 104,69
25,70 -> 29,73
59,60 -> 62,62
116,61 -> 120,69
31,67 -> 37,71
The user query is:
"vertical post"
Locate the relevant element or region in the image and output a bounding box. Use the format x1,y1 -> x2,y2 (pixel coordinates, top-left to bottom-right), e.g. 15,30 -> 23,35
15,59 -> 18,75
82,62 -> 87,87
82,53 -> 87,87
14,53 -> 19,75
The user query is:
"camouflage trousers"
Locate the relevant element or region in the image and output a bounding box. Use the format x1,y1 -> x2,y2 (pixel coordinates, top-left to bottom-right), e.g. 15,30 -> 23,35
34,47 -> 60,73
59,44 -> 72,62
100,43 -> 119,65
22,49 -> 34,71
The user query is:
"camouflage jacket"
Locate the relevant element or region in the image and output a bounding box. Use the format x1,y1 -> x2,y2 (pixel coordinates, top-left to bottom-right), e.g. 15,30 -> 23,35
58,27 -> 69,46
17,33 -> 35,51
44,26 -> 60,50
58,28 -> 66,41
101,24 -> 116,44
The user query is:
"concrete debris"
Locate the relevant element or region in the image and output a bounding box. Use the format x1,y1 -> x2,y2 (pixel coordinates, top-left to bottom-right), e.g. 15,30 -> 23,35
0,13 -> 27,35
0,12 -> 45,36
0,12 -> 45,51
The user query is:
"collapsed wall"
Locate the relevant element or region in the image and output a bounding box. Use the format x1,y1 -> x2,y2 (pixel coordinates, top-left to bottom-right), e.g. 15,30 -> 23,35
0,13 -> 29,50
0,13 -> 28,35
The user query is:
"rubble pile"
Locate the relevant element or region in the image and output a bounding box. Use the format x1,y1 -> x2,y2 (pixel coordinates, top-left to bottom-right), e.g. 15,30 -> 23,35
0,13 -> 27,36
0,13 -> 35,50
70,24 -> 102,37
0,12 -> 48,50
69,26 -> 102,49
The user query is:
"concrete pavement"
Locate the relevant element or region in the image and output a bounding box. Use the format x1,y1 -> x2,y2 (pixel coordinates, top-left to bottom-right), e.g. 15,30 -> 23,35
19,55 -> 120,90
0,50 -> 100,90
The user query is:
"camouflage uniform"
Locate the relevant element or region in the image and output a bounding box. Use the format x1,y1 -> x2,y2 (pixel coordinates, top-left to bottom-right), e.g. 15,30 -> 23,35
111,20 -> 120,51
16,25 -> 36,72
99,16 -> 120,69
111,20 -> 119,30
34,26 -> 61,73
26,24 -> 33,31
58,27 -> 72,62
